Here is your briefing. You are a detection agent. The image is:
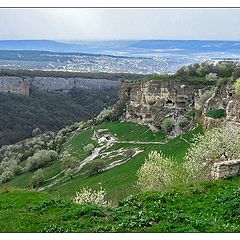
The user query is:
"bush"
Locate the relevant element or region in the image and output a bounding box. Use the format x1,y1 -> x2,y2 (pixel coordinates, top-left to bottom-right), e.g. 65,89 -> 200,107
30,169 -> 45,187
198,89 -> 214,108
96,107 -> 115,123
83,144 -> 95,153
0,170 -> 13,184
206,109 -> 225,119
26,150 -> 58,171
234,78 -> 240,96
179,117 -> 189,129
87,160 -> 107,176
161,117 -> 175,134
136,151 -> 181,192
184,126 -> 240,180
65,168 -> 75,179
125,148 -> 136,157
74,187 -> 108,207
205,73 -> 218,82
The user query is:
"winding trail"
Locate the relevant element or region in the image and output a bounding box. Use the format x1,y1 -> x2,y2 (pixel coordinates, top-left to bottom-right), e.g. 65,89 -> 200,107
113,140 -> 166,145
39,130 -> 167,191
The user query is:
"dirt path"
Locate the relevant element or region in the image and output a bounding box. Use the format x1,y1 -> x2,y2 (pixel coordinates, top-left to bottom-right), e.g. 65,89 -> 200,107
39,130 -> 167,191
75,145 -> 105,172
103,149 -> 144,171
113,140 -> 166,144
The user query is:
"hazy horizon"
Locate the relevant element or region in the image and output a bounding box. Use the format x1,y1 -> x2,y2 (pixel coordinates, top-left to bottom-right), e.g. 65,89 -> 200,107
0,9 -> 240,41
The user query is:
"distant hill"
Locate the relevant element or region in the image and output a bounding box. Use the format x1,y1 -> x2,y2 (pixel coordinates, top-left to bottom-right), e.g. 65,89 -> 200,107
1,39 -> 240,55
0,40 -> 88,53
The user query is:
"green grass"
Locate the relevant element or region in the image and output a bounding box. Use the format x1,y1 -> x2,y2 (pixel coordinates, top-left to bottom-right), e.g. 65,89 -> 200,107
95,121 -> 165,142
1,176 -> 240,232
47,126 -> 203,201
3,121 -> 202,202
1,121 -> 238,233
206,109 -> 226,119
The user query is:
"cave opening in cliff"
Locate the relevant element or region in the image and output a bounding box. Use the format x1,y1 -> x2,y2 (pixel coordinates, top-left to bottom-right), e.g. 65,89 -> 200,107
165,99 -> 174,105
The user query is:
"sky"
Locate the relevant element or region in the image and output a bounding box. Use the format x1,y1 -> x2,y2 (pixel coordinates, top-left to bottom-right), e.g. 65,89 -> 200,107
0,8 -> 240,41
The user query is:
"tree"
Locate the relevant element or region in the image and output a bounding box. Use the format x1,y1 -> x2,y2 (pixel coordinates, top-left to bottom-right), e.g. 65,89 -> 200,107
125,148 -> 136,158
234,78 -> 240,96
0,170 -> 13,184
196,62 -> 210,77
184,126 -> 240,180
161,117 -> 175,134
26,149 -> 58,171
83,143 -> 95,153
30,169 -> 45,187
65,168 -> 75,179
179,117 -> 189,130
87,160 -> 107,176
137,151 -> 180,192
176,66 -> 190,77
198,89 -> 214,108
205,73 -> 218,82
32,128 -> 42,137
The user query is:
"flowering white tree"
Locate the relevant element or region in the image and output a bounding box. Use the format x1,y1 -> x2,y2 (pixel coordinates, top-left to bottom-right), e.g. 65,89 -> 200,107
136,151 -> 178,192
73,187 -> 108,207
184,126 -> 240,180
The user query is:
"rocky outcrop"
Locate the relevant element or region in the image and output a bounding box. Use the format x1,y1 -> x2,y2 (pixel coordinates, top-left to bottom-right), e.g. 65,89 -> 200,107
32,77 -> 119,92
0,77 -> 30,95
119,80 -> 209,133
201,83 -> 240,130
211,159 -> 240,179
0,76 -> 120,95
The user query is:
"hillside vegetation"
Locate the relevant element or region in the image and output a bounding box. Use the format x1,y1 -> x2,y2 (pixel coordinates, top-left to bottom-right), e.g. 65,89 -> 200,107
3,121 -> 202,201
1,176 -> 240,232
0,87 -> 118,146
1,61 -> 240,233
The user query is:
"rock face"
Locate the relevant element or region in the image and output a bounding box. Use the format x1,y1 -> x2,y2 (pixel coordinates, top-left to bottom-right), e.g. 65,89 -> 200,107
0,76 -> 120,95
201,83 -> 240,130
119,80 -> 209,133
211,159 -> 240,179
0,77 -> 30,96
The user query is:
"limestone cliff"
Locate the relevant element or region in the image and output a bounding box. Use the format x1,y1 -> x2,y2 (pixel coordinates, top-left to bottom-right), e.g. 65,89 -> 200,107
0,76 -> 119,95
119,80 -> 209,134
0,77 -> 30,96
201,83 -> 240,129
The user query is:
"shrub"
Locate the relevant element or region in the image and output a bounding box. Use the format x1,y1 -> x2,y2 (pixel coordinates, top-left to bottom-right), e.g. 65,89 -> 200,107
32,128 -> 42,137
0,170 -> 13,184
179,117 -> 189,129
234,78 -> 240,96
26,150 -> 58,171
62,157 -> 78,169
125,148 -> 136,157
206,109 -> 225,119
87,160 -> 107,176
65,168 -> 75,179
184,126 -> 240,180
161,117 -> 175,134
30,169 -> 45,187
216,78 -> 228,87
198,89 -> 214,108
83,144 -> 95,153
96,107 -> 115,123
74,187 -> 108,207
136,151 -> 181,192
196,63 -> 209,77
205,73 -> 218,82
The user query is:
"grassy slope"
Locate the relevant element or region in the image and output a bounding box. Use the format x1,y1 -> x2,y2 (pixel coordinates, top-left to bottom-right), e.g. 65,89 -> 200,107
4,121 -> 203,202
48,124 -> 202,201
1,176 -> 240,232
